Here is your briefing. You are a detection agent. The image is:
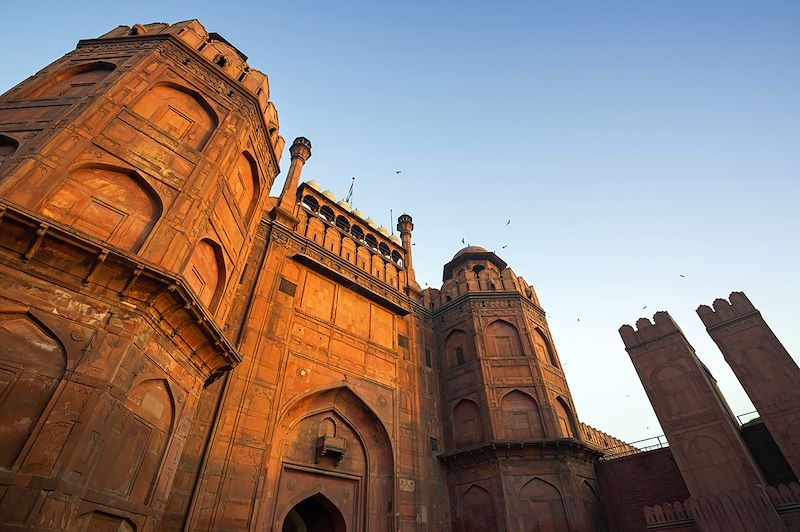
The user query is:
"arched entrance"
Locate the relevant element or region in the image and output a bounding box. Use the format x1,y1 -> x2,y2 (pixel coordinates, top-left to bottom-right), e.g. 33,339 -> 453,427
262,385 -> 394,532
282,494 -> 346,532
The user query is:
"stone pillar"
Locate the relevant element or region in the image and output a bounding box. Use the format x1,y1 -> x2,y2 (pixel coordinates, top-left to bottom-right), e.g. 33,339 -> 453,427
619,311 -> 784,531
698,292 -> 800,479
396,213 -> 419,291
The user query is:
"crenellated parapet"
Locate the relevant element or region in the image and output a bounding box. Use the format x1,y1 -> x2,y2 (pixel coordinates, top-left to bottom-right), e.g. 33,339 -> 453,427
618,311 -> 686,349
93,20 -> 285,160
425,246 -> 541,311
697,291 -> 758,329
580,422 -> 638,456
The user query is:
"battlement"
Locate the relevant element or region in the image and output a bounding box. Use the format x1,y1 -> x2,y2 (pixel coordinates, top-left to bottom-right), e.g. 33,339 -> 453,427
422,257 -> 541,312
580,422 -> 638,456
696,291 -> 758,328
619,311 -> 683,349
89,20 -> 283,157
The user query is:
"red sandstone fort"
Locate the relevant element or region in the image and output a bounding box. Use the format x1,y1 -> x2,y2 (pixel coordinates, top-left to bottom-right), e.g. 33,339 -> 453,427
0,20 -> 797,531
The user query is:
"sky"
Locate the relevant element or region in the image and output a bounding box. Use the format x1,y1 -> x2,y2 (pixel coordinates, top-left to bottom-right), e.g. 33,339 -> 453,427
1,1 -> 798,444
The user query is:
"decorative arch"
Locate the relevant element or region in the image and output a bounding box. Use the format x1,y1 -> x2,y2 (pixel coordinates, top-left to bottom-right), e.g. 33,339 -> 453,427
301,194 -> 319,213
91,378 -> 175,503
131,82 -> 218,151
28,61 -> 115,99
444,329 -> 470,367
485,319 -> 523,357
0,312 -> 67,468
40,165 -> 162,252
554,397 -> 577,438
518,477 -> 569,532
0,134 -> 19,163
652,364 -> 699,417
71,511 -> 135,532
452,398 -> 483,447
185,238 -> 226,310
461,484 -> 496,532
499,390 -> 544,439
532,327 -> 558,366
231,151 -> 259,222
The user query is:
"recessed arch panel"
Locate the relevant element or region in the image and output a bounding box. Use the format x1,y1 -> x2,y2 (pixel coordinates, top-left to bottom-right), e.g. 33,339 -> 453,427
461,484 -> 496,532
0,134 -> 19,163
452,399 -> 483,447
518,478 -> 569,532
485,319 -> 523,357
41,165 -> 162,252
231,151 -> 259,221
555,397 -> 577,438
0,313 -> 66,468
29,61 -> 115,99
132,83 -> 218,151
499,390 -> 544,439
185,238 -> 226,310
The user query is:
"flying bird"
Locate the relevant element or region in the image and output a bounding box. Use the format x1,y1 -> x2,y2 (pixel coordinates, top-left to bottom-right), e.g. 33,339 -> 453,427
502,245 -> 508,249
461,237 -> 465,244
643,306 -> 648,310
395,170 -> 402,174
506,219 -> 511,225
679,274 -> 686,278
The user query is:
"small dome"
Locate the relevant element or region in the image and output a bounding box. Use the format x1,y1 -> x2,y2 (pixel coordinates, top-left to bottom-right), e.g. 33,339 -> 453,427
305,180 -> 321,191
389,234 -> 402,245
365,217 -> 377,227
321,190 -> 336,201
453,245 -> 489,259
352,209 -> 364,219
377,226 -> 390,236
337,200 -> 351,211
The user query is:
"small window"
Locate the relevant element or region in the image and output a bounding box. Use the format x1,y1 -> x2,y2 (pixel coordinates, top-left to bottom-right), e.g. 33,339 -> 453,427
278,278 -> 297,296
301,195 -> 319,212
378,242 -> 390,257
398,335 -> 409,348
335,215 -> 350,232
455,347 -> 464,366
351,225 -> 364,241
430,437 -> 439,452
424,349 -> 432,367
365,234 -> 378,250
320,205 -> 335,222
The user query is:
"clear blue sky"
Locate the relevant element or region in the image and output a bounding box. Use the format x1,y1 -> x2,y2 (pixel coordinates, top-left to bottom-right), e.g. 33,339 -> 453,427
2,1 -> 798,443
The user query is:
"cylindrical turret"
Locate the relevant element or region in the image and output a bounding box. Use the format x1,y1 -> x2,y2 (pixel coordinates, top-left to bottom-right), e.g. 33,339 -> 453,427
397,213 -> 418,289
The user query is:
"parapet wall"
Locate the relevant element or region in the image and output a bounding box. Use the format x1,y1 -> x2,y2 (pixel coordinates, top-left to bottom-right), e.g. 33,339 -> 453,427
696,291 -> 758,328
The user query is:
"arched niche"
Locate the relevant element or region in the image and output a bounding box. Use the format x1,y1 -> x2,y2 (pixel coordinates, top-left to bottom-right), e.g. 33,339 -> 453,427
40,165 -> 162,252
282,493 -> 346,532
92,378 -> 175,503
231,151 -> 259,221
461,484 -> 496,532
71,511 -> 135,532
0,313 -> 66,468
518,478 -> 569,532
185,238 -> 226,310
28,61 -> 115,99
499,390 -> 544,439
131,82 -> 218,151
651,364 -> 701,417
444,329 -> 470,367
0,134 -> 19,164
532,327 -> 559,366
485,319 -> 523,357
554,397 -> 578,439
452,398 -> 483,448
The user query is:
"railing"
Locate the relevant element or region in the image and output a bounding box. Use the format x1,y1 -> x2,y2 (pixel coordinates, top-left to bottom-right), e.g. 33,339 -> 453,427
601,409 -> 763,460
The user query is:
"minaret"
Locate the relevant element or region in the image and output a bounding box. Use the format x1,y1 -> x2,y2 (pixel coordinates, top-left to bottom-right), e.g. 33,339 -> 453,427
396,213 -> 419,291
271,136 -> 312,227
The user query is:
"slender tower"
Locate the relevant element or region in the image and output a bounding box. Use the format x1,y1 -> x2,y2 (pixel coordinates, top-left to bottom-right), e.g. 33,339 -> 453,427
427,246 -> 605,532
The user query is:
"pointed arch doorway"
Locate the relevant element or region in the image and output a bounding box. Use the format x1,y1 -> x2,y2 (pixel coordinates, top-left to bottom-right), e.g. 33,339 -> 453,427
282,494 -> 346,532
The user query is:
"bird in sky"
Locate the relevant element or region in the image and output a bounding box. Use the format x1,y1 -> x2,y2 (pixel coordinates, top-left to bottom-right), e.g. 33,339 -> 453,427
502,245 -> 508,249
679,274 -> 686,278
506,219 -> 511,225
395,170 -> 402,174
461,237 -> 465,244
643,306 -> 648,310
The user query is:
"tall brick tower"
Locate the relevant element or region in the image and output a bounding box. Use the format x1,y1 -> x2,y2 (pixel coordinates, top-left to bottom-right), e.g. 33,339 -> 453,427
0,21 -> 283,530
425,246 -> 604,532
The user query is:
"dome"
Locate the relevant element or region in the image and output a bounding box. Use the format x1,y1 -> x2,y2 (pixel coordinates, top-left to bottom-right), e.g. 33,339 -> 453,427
365,217 -> 377,227
337,200 -> 351,211
453,245 -> 488,259
389,234 -> 402,245
321,190 -> 336,201
352,209 -> 364,219
305,180 -> 321,191
377,226 -> 390,236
